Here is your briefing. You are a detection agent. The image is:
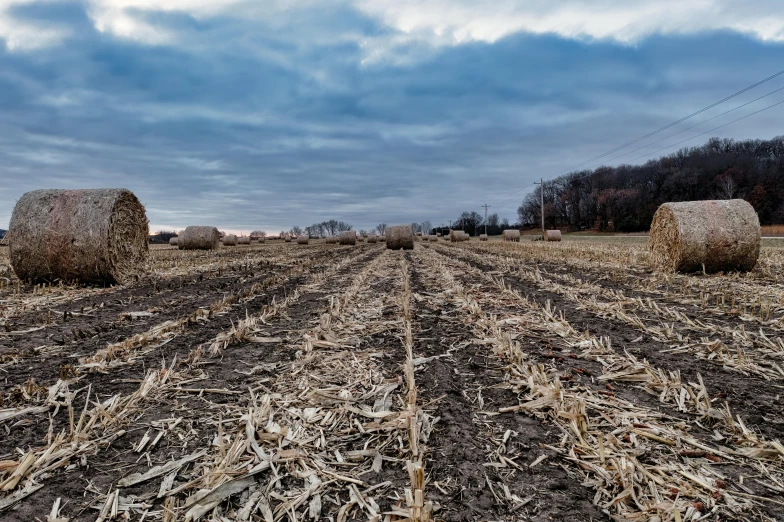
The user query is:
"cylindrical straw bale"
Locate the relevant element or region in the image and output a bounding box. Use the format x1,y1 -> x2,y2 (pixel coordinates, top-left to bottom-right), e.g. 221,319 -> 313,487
169,237 -> 179,246
502,230 -> 521,242
297,235 -> 309,245
367,234 -> 377,244
480,234 -> 488,241
386,225 -> 414,250
545,230 -> 562,242
223,234 -> 238,246
649,199 -> 760,273
284,235 -> 292,243
179,226 -> 220,250
258,237 -> 266,244
436,233 -> 441,237
378,235 -> 386,242
9,188 -> 149,284
428,235 -> 438,242
339,231 -> 357,245
238,236 -> 250,245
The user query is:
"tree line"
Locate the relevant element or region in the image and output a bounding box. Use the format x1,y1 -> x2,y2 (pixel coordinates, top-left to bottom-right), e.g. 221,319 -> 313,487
517,136 -> 784,232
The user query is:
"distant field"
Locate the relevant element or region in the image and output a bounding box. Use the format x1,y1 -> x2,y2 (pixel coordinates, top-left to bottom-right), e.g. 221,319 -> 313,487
1,237 -> 784,521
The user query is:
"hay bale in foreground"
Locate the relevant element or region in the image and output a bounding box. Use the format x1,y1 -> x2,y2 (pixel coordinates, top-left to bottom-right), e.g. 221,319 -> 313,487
179,226 -> 220,250
502,230 -> 521,242
387,225 -> 414,250
545,230 -> 562,242
297,235 -> 309,245
9,188 -> 149,284
169,237 -> 179,246
238,236 -> 250,245
649,199 -> 760,273
367,234 -> 377,244
339,231 -> 356,245
480,234 -> 488,241
223,234 -> 238,246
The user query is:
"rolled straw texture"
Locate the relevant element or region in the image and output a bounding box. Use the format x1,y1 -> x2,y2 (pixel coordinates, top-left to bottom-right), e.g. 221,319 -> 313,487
223,234 -> 238,246
545,230 -> 562,242
339,231 -> 356,245
502,230 -> 521,242
367,234 -> 377,244
169,237 -> 179,246
238,236 -> 250,245
284,236 -> 292,242
9,188 -> 149,284
179,226 -> 220,250
649,199 -> 760,273
297,235 -> 309,245
386,225 -> 414,250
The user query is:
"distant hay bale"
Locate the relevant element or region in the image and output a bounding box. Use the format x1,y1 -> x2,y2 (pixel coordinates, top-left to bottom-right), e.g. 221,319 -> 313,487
284,236 -> 292,243
256,237 -> 266,244
450,230 -> 469,242
367,234 -> 377,244
428,235 -> 438,242
649,199 -> 760,273
378,235 -> 386,242
169,237 -> 179,246
502,230 -> 521,242
223,234 -> 238,246
545,230 -> 562,242
326,236 -> 338,244
480,234 -> 488,241
436,233 -> 441,237
387,225 -> 414,250
8,188 -> 149,285
238,236 -> 250,245
297,235 -> 309,245
339,231 -> 356,245
179,226 -> 220,250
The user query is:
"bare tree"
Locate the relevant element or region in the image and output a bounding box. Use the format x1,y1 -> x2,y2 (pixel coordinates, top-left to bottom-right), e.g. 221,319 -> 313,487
410,223 -> 421,233
420,220 -> 432,235
337,221 -> 352,232
250,230 -> 267,239
487,213 -> 499,227
716,174 -> 737,199
290,225 -> 303,235
376,223 -> 387,235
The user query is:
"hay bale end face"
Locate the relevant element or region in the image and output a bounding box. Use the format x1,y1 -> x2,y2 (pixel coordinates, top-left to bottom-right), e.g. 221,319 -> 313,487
386,225 -> 414,250
545,230 -> 562,242
649,199 -> 760,273
297,235 -> 309,245
502,230 -> 521,242
223,234 -> 238,246
179,226 -> 220,250
238,236 -> 250,245
339,231 -> 357,245
169,237 -> 179,246
9,188 -> 149,285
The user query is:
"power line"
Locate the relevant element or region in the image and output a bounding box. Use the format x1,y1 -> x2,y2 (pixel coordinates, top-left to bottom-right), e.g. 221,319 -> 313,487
494,68 -> 784,205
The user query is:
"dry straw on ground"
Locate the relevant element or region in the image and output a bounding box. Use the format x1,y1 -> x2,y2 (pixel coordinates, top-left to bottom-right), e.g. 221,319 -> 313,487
502,230 -> 520,242
545,230 -> 562,242
8,188 -> 149,285
339,231 -> 356,245
179,226 -> 220,250
649,199 -> 760,273
387,225 -> 414,250
169,237 -> 178,246
222,234 -> 238,246
297,235 -> 309,245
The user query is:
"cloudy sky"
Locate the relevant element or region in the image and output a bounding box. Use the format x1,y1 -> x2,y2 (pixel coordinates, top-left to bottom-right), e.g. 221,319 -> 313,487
0,0 -> 783,233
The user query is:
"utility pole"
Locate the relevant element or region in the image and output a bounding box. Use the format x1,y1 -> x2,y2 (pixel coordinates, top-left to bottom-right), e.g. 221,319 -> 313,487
481,203 -> 490,235
534,177 -> 545,239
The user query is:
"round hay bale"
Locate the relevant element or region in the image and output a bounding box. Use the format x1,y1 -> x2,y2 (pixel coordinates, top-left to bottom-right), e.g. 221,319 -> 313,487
502,230 -> 521,242
357,236 -> 364,243
179,226 -> 220,250
223,234 -> 238,246
339,231 -> 356,245
450,230 -> 468,242
257,237 -> 266,244
297,235 -> 309,245
545,230 -> 562,242
386,225 -> 414,250
9,188 -> 149,284
479,234 -> 488,241
649,199 -> 760,273
367,234 -> 377,244
284,236 -> 292,243
238,236 -> 250,245
428,235 -> 438,242
436,233 -> 441,237
378,235 -> 386,242
169,237 -> 179,246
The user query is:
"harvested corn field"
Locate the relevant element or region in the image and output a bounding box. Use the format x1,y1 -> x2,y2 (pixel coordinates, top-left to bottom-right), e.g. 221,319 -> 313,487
2,237 -> 784,521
